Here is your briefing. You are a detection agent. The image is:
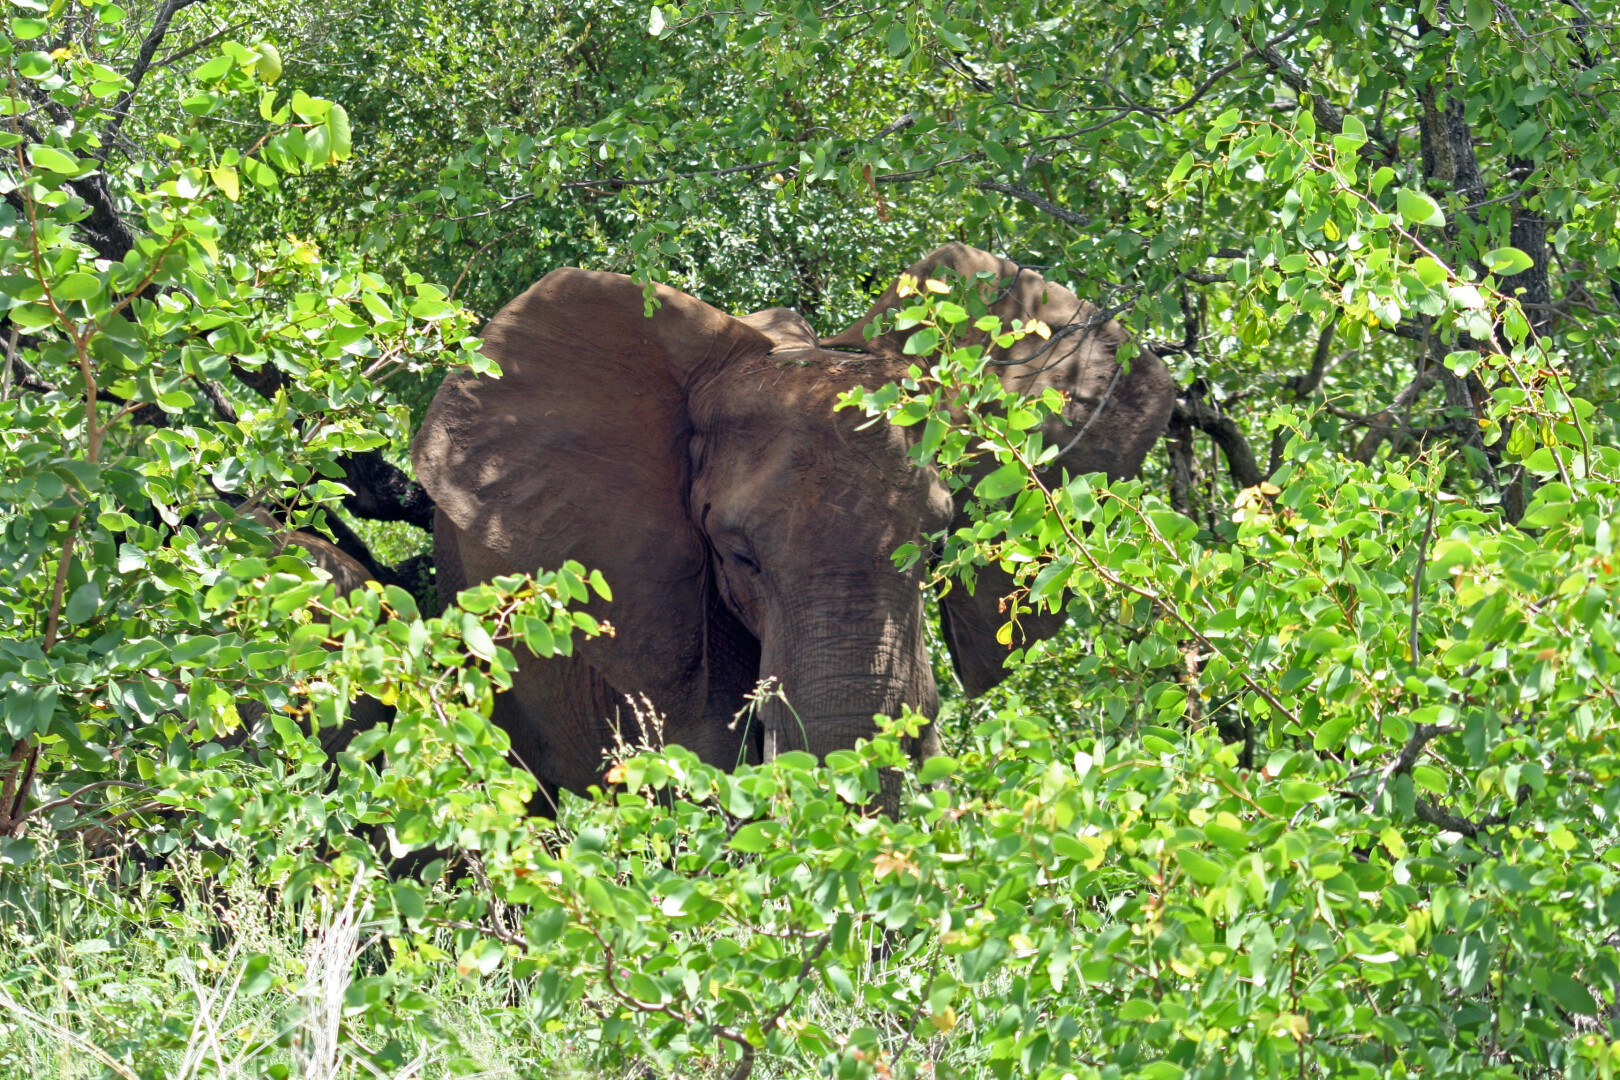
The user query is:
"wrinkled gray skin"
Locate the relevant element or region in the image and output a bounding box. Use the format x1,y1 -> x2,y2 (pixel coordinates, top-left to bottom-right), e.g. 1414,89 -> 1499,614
413,244 -> 1175,803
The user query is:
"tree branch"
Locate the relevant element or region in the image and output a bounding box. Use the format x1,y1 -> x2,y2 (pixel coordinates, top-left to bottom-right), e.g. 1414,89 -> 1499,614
1173,390 -> 1264,490
99,0 -> 206,162
975,180 -> 1089,225
1353,360 -> 1440,463
152,19 -> 248,72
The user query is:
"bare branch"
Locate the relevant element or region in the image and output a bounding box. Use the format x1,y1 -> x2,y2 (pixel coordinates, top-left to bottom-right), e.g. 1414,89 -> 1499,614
975,180 -> 1089,225
1353,361 -> 1440,462
1374,721 -> 1455,808
1173,391 -> 1264,490
1410,497 -> 1438,666
152,19 -> 249,72
99,0 -> 207,162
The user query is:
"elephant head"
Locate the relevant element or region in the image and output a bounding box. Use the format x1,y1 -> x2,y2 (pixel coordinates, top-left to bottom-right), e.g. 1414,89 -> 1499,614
824,243 -> 1176,696
413,269 -> 952,796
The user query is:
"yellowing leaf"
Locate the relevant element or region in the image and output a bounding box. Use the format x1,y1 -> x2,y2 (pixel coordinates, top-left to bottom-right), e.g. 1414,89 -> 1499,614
210,164 -> 239,201
873,850 -> 920,880
256,42 -> 283,83
925,277 -> 951,294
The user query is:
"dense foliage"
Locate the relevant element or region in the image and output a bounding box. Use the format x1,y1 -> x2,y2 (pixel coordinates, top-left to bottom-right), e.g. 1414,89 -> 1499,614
3,1 -> 1620,1078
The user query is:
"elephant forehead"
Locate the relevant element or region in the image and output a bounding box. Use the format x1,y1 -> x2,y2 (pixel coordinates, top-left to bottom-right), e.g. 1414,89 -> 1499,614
690,359 -> 952,535
693,353 -> 904,420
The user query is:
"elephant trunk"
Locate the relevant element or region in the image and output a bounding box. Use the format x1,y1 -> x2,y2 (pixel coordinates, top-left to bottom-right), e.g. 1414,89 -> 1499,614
753,583 -> 940,764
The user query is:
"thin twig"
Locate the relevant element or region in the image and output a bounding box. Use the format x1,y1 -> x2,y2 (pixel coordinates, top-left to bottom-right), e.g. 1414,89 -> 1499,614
1410,496 -> 1438,667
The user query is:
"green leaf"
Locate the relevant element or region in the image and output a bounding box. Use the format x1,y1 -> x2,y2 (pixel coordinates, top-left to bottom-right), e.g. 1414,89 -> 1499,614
210,164 -> 239,201
54,273 -> 101,301
171,636 -> 219,665
727,820 -> 782,853
239,954 -> 274,996
290,90 -> 330,122
1411,764 -> 1448,793
1173,848 -> 1224,886
1334,113 -> 1368,153
1312,713 -> 1355,752
27,144 -> 80,174
1455,934 -> 1490,995
1482,246 -> 1533,276
192,54 -> 234,82
360,290 -> 393,320
974,463 -> 1026,501
1396,188 -> 1445,228
325,104 -> 352,163
1136,1063 -> 1186,1080
64,581 -> 100,625
383,584 -> 419,621
1510,119 -> 1543,156
1146,509 -> 1197,543
917,755 -> 958,784
1547,974 -> 1599,1015
0,837 -> 36,866
647,4 -> 665,36
588,569 -> 612,600
15,53 -> 53,79
461,614 -> 495,660
390,883 -> 426,922
10,18 -> 48,39
521,616 -> 556,657
1466,0 -> 1494,32
959,937 -> 1006,982
1412,257 -> 1449,287
902,327 -> 939,356
886,21 -> 909,56
1167,151 -> 1194,185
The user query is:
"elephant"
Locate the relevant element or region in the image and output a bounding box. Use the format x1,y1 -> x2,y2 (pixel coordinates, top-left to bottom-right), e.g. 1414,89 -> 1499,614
411,243 -> 1174,802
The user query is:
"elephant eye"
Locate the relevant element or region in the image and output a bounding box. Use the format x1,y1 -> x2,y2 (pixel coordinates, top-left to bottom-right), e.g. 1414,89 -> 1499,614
728,544 -> 760,573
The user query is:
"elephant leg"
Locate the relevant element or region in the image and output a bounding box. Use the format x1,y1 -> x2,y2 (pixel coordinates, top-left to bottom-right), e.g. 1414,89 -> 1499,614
432,508 -> 464,613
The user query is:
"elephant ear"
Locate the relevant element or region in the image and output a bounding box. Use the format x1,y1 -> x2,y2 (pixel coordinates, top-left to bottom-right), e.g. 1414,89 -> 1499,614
826,242 -> 1173,479
828,243 -> 1176,695
412,268 -> 774,717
